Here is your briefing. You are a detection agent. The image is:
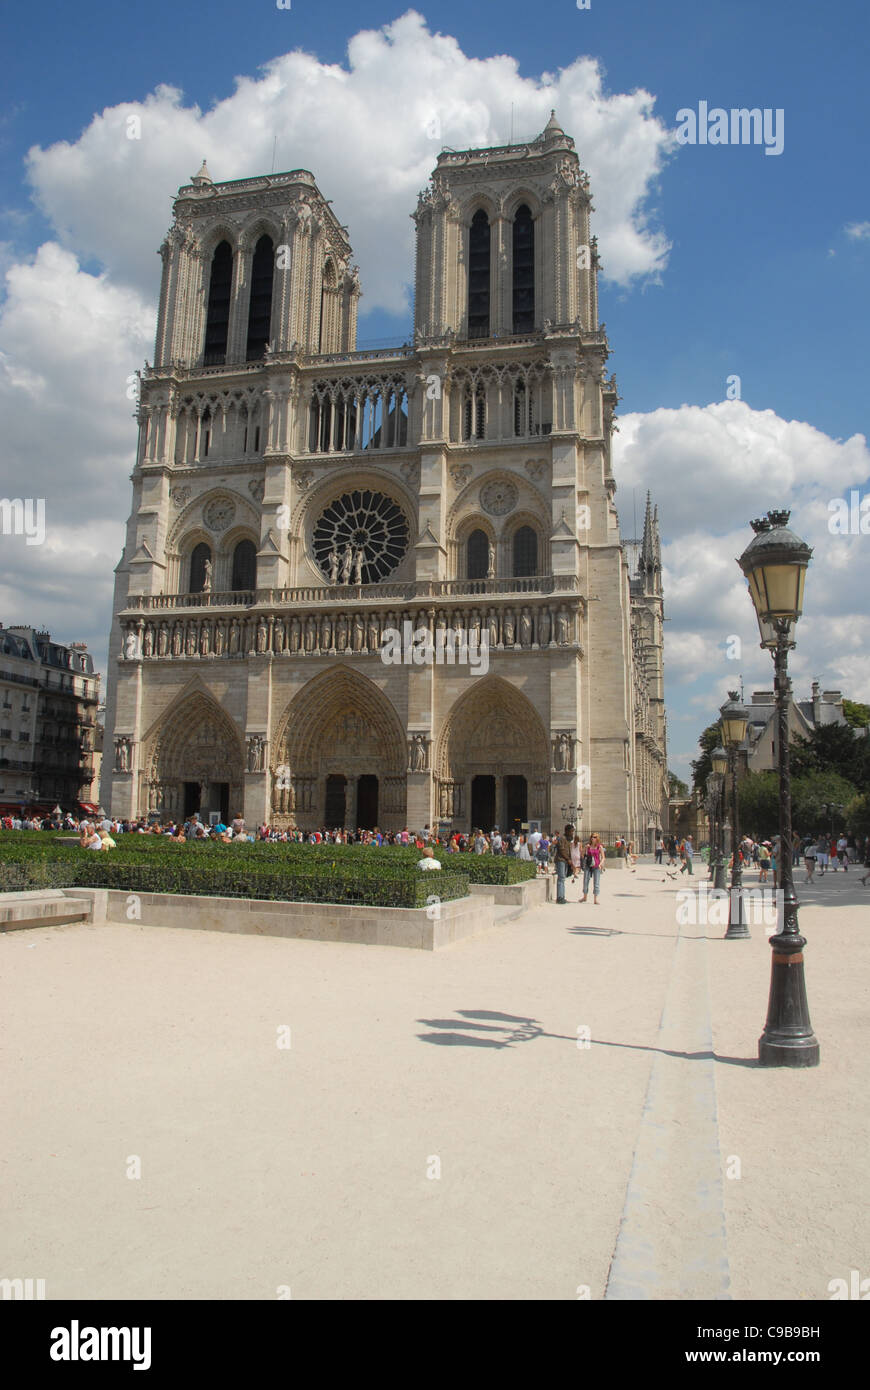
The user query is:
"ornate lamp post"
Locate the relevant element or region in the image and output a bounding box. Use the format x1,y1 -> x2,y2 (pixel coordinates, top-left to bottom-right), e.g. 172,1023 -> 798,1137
738,509 -> 819,1067
560,802 -> 582,832
720,693 -> 750,939
710,745 -> 728,891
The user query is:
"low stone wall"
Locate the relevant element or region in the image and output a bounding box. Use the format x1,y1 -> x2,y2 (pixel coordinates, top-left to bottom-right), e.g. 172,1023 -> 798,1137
64,887 -> 499,951
0,890 -> 90,932
469,877 -> 550,908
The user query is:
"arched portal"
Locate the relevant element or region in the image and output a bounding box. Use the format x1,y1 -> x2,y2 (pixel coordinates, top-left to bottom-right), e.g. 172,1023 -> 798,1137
436,676 -> 550,831
144,692 -> 244,821
272,668 -> 407,829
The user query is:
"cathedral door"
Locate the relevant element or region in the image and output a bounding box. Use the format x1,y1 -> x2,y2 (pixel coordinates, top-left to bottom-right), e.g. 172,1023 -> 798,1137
183,781 -> 200,818
324,773 -> 347,828
356,774 -> 378,830
505,775 -> 527,831
471,774 -> 496,831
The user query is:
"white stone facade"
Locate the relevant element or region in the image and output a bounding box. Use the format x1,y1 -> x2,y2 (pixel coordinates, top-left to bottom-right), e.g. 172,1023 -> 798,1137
101,117 -> 668,842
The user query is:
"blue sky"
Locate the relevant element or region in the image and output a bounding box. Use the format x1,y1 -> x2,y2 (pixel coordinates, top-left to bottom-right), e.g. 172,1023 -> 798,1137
1,0 -> 868,774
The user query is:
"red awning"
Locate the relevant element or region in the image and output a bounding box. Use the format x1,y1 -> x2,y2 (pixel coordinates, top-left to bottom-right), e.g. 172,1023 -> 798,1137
78,802 -> 101,814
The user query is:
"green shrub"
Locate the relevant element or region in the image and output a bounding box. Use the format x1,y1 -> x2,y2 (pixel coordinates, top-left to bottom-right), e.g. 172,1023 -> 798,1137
461,857 -> 537,884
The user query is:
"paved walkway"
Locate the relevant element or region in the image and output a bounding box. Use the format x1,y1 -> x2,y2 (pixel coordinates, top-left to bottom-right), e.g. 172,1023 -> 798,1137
1,860 -> 867,1300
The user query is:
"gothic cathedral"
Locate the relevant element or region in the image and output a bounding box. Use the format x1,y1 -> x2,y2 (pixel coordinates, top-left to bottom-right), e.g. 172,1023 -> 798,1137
102,112 -> 668,842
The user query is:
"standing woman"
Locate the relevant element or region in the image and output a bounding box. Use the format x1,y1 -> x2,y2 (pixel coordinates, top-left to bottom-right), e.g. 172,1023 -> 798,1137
581,833 -> 605,905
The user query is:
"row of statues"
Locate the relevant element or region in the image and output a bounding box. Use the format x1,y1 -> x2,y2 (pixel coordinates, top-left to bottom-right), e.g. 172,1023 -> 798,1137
122,604 -> 577,660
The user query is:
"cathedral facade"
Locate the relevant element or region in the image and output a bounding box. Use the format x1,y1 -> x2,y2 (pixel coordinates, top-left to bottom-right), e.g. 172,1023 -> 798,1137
102,113 -> 668,842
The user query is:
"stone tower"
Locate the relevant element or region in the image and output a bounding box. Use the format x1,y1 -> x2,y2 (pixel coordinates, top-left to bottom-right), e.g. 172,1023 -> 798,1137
102,116 -> 668,843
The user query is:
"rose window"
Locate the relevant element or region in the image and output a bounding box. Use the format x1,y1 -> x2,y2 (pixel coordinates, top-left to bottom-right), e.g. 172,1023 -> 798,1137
313,490 -> 410,584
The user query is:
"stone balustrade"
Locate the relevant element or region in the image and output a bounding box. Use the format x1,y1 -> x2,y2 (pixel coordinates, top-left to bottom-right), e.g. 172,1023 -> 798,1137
124,574 -> 579,613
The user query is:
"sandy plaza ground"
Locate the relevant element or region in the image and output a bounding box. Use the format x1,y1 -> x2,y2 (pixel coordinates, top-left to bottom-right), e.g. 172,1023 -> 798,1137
2,858 -> 868,1301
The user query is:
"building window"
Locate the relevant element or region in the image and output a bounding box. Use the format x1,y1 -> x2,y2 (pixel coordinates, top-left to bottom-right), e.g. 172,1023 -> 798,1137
203,241 -> 233,366
189,543 -> 212,594
467,529 -> 489,580
463,388 -> 486,441
468,210 -> 490,339
231,539 -> 257,592
246,235 -> 274,360
513,526 -> 538,577
512,205 -> 534,333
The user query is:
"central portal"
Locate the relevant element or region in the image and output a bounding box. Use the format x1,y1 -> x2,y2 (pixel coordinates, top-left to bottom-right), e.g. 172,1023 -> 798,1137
324,773 -> 346,828
356,774 -> 379,829
471,774 -> 496,831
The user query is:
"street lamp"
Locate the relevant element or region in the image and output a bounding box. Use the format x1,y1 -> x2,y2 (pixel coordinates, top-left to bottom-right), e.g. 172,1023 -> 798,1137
710,744 -> 728,891
738,509 -> 819,1067
719,693 -> 749,938
560,802 -> 582,831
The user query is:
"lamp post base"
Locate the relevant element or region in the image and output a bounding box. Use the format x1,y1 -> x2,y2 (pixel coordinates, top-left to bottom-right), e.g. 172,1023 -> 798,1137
757,935 -> 820,1067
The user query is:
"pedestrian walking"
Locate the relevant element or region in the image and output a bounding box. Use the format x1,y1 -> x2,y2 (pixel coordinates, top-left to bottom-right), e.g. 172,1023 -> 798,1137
804,841 -> 818,882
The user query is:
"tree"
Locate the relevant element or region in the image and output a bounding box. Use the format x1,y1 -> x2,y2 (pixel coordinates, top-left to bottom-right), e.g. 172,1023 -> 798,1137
790,771 -> 858,837
843,699 -> 870,730
737,771 -> 780,837
668,771 -> 689,799
691,723 -> 721,793
789,723 -> 869,791
845,791 -> 870,838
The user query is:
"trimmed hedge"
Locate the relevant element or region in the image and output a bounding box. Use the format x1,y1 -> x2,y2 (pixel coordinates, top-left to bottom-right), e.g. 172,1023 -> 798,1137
0,834 -> 470,908
460,857 -> 537,884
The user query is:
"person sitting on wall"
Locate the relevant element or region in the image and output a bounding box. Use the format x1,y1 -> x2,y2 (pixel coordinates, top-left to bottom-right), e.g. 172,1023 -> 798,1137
417,846 -> 442,870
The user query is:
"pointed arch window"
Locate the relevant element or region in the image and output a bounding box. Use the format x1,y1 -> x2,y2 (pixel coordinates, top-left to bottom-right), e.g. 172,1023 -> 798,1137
468,210 -> 490,339
512,525 -> 538,577
467,529 -> 489,580
231,539 -> 257,592
203,241 -> 233,365
189,543 -> 212,594
512,205 -> 534,333
246,235 -> 274,360
319,260 -> 338,353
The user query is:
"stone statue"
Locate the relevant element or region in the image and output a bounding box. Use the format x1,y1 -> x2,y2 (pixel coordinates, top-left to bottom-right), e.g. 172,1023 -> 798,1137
202,558 -> 213,593
487,542 -> 495,579
487,608 -> 499,647
470,609 -> 482,644
289,617 -> 301,652
556,607 -> 570,645
214,621 -> 225,656
519,607 -> 532,647
336,614 -> 348,651
273,617 -> 284,653
339,543 -> 353,584
247,736 -> 264,773
185,624 -> 197,656
256,618 -> 268,654
124,630 -> 139,660
320,614 -> 332,651
158,622 -> 169,656
351,612 -> 365,652
304,616 -> 317,652
352,546 -> 364,585
367,612 -> 379,652
229,620 -> 240,654
328,547 -> 340,584
503,609 -> 515,647
171,623 -> 182,657
114,738 -> 130,773
410,734 -> 427,772
538,608 -> 551,647
143,625 -> 154,657
557,733 -> 572,770
200,622 -> 211,655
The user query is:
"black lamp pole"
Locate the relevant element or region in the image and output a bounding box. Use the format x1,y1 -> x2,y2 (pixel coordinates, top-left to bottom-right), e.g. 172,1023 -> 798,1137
738,510 -> 820,1067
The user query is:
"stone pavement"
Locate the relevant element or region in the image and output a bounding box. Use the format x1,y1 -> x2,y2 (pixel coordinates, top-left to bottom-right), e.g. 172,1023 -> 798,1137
1,859 -> 867,1300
